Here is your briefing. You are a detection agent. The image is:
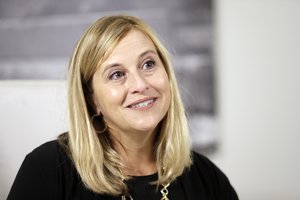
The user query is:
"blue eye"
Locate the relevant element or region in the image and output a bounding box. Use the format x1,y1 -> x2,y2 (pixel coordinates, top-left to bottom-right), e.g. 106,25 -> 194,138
109,71 -> 125,80
142,60 -> 155,70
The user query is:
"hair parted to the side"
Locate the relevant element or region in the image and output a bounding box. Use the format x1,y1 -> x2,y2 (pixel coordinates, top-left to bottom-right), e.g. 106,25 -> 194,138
58,15 -> 192,196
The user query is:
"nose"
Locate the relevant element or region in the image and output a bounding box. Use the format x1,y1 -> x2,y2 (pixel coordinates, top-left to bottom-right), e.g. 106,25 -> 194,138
128,71 -> 149,94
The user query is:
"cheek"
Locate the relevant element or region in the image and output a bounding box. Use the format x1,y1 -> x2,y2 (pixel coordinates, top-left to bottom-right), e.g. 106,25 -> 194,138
97,87 -> 124,109
161,75 -> 171,106
154,72 -> 170,94
109,88 -> 121,98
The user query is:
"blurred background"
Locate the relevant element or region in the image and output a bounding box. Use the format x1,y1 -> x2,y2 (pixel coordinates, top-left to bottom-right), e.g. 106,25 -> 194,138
0,0 -> 217,151
1,0 -> 300,199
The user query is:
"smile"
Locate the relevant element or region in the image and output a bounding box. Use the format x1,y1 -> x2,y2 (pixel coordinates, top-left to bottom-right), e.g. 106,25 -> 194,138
128,98 -> 156,109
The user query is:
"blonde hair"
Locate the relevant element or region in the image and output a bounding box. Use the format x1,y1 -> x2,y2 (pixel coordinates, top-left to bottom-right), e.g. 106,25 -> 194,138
59,15 -> 192,196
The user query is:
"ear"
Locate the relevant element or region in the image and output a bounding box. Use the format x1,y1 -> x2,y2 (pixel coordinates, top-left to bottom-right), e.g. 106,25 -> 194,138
92,95 -> 102,115
95,106 -> 101,115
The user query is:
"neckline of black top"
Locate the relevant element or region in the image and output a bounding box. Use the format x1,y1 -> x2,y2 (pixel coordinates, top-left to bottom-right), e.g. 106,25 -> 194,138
129,172 -> 158,183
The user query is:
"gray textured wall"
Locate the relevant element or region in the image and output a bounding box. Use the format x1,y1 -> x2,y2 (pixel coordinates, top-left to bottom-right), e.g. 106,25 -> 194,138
0,0 -> 216,150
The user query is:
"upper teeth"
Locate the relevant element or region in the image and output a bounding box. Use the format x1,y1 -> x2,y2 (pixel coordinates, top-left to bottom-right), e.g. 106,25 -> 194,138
131,99 -> 154,108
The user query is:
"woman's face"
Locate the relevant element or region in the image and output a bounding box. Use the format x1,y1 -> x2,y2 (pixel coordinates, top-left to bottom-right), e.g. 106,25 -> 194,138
92,30 -> 170,135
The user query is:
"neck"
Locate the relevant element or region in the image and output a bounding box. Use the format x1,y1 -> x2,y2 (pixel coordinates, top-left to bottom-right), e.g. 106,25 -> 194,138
110,128 -> 158,176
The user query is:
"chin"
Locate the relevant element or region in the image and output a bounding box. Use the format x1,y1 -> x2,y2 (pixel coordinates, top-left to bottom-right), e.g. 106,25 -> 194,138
127,115 -> 164,133
134,125 -> 155,133
133,121 -> 159,133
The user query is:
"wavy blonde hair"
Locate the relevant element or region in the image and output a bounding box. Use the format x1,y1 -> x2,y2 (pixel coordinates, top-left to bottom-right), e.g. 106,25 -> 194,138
59,15 -> 192,196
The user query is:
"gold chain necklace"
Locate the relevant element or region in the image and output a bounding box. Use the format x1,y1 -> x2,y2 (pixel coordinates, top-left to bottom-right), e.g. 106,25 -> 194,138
121,183 -> 170,200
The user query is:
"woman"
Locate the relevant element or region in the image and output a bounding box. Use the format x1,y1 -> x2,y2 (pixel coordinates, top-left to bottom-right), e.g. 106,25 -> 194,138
7,15 -> 238,200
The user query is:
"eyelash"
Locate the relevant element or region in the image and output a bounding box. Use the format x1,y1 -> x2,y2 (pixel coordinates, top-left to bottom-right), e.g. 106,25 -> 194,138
142,60 -> 155,70
108,70 -> 125,80
107,60 -> 156,81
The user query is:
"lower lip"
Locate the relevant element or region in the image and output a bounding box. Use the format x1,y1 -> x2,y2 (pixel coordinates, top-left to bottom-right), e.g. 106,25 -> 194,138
128,99 -> 156,111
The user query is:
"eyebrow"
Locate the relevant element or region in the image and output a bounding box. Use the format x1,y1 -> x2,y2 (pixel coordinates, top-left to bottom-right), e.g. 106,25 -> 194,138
139,49 -> 157,60
102,49 -> 158,74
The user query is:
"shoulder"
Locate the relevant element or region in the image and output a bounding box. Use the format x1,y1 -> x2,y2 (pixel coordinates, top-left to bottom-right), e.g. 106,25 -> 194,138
189,151 -> 231,184
190,151 -> 222,175
20,139 -> 72,181
187,151 -> 226,183
27,132 -> 71,167
26,140 -> 68,167
7,139 -> 71,200
30,140 -> 60,157
180,151 -> 239,199
191,151 -> 214,167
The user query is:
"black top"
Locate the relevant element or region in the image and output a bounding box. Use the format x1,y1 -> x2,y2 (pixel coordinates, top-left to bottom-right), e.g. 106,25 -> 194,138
7,140 -> 238,200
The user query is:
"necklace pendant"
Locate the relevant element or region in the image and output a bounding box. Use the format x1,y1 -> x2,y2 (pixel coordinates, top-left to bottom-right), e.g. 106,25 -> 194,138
161,197 -> 169,200
121,195 -> 133,200
160,183 -> 170,200
121,182 -> 170,200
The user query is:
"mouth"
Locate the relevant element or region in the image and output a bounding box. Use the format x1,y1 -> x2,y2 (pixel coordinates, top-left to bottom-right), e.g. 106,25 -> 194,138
127,98 -> 157,110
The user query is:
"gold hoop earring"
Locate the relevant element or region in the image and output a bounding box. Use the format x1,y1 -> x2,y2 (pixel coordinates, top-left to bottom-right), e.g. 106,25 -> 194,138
91,113 -> 108,134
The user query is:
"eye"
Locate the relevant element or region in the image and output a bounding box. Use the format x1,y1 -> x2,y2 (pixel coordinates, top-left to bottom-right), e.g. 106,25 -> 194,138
109,70 -> 126,80
142,60 -> 155,70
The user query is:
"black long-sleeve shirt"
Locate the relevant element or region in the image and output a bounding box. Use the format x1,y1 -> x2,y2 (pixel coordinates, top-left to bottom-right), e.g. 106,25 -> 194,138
7,140 -> 238,200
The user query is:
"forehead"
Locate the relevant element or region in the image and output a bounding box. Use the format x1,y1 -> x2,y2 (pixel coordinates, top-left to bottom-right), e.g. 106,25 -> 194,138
104,30 -> 156,61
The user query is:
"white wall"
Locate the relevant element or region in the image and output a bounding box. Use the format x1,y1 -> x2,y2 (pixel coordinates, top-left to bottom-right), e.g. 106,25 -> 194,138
213,0 -> 300,199
0,81 -> 68,199
1,0 -> 300,199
